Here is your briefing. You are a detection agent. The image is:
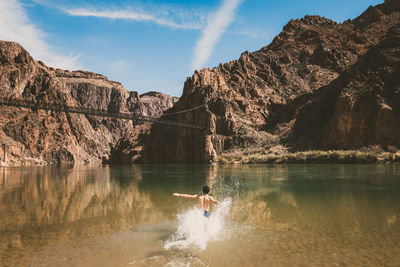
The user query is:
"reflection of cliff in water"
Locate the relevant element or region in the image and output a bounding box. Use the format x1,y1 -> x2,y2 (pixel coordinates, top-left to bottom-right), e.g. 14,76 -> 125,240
0,166 -> 166,265
211,164 -> 400,238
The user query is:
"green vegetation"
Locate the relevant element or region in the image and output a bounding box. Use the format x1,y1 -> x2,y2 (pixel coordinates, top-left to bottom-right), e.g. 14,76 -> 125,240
215,146 -> 400,164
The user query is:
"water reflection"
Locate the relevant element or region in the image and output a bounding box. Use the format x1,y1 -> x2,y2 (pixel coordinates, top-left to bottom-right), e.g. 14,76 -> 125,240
0,166 -> 165,230
201,164 -> 400,266
0,166 -> 166,265
0,164 -> 399,266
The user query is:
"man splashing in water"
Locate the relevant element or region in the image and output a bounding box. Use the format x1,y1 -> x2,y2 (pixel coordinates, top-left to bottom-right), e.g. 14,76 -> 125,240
173,186 -> 219,218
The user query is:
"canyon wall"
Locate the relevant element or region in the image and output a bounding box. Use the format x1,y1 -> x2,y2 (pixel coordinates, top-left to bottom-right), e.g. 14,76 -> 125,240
1,0 -> 399,164
143,0 -> 400,163
0,41 -> 175,165
293,24 -> 400,149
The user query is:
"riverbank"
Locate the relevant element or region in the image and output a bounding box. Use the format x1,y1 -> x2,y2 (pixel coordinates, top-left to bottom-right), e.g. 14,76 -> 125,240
2,147 -> 400,166
216,147 -> 400,164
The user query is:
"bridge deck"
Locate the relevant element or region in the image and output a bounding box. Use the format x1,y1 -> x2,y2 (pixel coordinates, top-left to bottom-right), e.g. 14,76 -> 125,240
0,98 -> 203,129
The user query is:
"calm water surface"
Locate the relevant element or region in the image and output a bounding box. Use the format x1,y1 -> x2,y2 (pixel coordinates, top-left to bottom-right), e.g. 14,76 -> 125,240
1,164 -> 400,266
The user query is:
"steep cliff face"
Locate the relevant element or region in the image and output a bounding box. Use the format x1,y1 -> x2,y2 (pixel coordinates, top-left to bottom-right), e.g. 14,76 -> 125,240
139,91 -> 178,117
144,0 -> 400,163
106,92 -> 178,163
293,24 -> 400,149
0,41 -> 175,165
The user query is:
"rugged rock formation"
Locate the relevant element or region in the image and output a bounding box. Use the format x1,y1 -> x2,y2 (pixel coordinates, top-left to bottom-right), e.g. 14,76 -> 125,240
2,1 -> 398,165
293,24 -> 400,149
143,0 -> 400,163
106,93 -> 178,163
0,41 -> 176,165
107,123 -> 152,163
139,91 -> 178,117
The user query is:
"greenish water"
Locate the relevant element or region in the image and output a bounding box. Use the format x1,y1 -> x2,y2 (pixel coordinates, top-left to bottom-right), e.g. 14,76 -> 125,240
1,164 -> 400,266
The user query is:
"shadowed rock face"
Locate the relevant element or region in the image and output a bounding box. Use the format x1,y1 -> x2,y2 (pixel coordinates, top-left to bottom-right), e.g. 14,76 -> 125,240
0,42 -> 176,165
143,0 -> 400,163
105,93 -> 178,164
293,24 -> 400,149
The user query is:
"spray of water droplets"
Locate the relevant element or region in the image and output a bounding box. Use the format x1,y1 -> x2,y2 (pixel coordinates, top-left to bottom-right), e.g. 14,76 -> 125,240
164,198 -> 232,250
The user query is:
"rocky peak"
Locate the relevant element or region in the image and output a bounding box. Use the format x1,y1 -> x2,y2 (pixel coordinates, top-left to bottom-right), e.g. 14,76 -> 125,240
0,41 -> 34,66
143,1 -> 400,163
352,5 -> 386,28
352,0 -> 400,29
380,0 -> 400,15
282,16 -> 336,34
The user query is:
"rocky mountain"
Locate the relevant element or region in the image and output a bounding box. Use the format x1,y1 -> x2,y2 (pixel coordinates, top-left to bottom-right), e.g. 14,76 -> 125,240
143,0 -> 400,163
1,1 -> 398,165
0,41 -> 176,165
293,23 -> 400,149
104,92 -> 178,164
139,91 -> 179,117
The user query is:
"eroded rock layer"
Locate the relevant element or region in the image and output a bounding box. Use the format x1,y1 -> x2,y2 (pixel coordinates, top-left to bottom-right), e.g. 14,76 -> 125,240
0,41 -> 176,165
293,24 -> 400,149
143,0 -> 400,163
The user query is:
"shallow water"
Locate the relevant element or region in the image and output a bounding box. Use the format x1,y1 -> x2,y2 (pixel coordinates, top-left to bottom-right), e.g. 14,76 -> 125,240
1,164 -> 400,266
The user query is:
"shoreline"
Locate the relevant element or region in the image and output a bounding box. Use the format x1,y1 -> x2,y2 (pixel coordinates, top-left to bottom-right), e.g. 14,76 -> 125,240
1,150 -> 400,166
215,150 -> 400,164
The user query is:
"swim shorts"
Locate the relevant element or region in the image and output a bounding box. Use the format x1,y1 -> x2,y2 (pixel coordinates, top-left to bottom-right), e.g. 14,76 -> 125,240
203,210 -> 210,218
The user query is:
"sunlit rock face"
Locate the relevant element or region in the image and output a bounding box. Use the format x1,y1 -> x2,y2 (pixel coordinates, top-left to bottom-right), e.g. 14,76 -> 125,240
139,91 -> 179,117
0,41 -> 176,165
142,0 -> 400,163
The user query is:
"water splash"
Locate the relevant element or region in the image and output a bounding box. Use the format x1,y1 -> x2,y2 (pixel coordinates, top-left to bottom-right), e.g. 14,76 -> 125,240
164,198 -> 232,250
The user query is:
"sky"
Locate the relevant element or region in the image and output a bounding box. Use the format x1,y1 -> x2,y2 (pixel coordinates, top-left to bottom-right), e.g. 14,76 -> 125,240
0,0 -> 384,97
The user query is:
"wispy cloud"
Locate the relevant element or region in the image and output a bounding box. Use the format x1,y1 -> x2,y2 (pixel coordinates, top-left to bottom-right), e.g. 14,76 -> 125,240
191,0 -> 243,71
233,30 -> 260,39
63,6 -> 204,30
110,59 -> 128,71
0,0 -> 80,70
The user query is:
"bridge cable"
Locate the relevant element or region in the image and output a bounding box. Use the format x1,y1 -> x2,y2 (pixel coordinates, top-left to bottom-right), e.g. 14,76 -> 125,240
161,103 -> 207,116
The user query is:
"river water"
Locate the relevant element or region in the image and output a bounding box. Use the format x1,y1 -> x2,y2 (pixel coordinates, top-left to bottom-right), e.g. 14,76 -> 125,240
1,164 -> 400,266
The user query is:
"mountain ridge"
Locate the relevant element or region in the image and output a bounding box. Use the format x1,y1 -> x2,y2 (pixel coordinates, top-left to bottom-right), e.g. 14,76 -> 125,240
142,0 -> 400,163
0,41 -> 176,165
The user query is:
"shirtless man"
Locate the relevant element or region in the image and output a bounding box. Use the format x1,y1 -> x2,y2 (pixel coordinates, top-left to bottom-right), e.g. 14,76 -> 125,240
173,185 -> 219,218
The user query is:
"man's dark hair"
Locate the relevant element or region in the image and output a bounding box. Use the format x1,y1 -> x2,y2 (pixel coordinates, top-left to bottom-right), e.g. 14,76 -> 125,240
203,185 -> 211,194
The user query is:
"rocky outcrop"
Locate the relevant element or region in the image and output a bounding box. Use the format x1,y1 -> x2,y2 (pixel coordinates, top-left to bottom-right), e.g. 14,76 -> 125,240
2,1 -> 398,165
292,24 -> 400,149
0,41 -> 176,165
106,93 -> 178,163
143,0 -> 400,163
107,123 -> 152,163
139,91 -> 178,117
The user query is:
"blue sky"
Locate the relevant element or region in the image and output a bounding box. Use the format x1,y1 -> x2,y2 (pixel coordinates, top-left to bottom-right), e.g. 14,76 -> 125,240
1,0 -> 384,96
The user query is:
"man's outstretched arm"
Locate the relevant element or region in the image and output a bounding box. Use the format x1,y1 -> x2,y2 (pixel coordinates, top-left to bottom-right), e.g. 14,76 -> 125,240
210,196 -> 220,205
173,193 -> 197,199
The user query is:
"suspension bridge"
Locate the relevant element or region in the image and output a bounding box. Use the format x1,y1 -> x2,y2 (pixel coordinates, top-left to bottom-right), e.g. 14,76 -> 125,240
0,97 -> 205,129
